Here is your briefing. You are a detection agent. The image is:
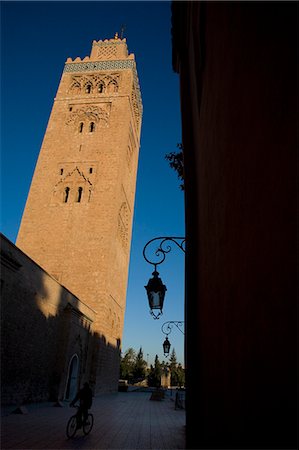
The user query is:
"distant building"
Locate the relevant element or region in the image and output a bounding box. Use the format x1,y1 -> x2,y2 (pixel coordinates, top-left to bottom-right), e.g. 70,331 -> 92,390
1,35 -> 142,405
161,371 -> 171,389
172,2 -> 297,449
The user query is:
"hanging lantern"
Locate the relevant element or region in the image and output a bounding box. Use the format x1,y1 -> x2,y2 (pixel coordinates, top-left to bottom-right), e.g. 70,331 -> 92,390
144,270 -> 167,319
163,336 -> 171,356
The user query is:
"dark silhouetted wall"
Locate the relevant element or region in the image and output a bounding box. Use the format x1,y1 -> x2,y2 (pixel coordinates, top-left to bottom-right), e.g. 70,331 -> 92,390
172,2 -> 297,448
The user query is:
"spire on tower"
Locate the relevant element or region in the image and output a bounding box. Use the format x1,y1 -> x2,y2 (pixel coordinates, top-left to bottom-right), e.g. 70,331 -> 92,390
120,24 -> 126,39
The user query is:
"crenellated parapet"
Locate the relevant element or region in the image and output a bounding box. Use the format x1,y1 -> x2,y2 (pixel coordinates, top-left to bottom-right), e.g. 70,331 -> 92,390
63,36 -> 143,134
65,35 -> 130,63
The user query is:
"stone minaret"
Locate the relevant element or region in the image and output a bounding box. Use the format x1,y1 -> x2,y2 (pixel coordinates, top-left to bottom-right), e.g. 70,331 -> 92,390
17,36 -> 142,388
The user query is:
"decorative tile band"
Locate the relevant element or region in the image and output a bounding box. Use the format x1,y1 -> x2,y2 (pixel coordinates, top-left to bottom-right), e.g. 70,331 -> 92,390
64,60 -> 142,116
64,59 -> 133,72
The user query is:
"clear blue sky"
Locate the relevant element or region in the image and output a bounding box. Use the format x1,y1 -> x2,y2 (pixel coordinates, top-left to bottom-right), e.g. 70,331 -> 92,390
1,1 -> 185,366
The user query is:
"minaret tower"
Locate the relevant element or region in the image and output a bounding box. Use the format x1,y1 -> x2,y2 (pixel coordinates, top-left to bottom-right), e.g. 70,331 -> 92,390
17,35 -> 142,388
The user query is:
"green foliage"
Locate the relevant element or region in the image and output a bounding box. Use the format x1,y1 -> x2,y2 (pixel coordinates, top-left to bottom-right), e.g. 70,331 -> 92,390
119,347 -> 147,383
161,360 -> 170,376
147,354 -> 163,388
120,347 -> 185,388
169,348 -> 177,369
172,363 -> 185,387
133,347 -> 147,381
119,347 -> 136,381
169,348 -> 185,387
165,143 -> 184,191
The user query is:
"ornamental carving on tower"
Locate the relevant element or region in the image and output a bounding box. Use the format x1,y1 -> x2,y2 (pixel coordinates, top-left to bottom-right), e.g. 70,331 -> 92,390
52,167 -> 93,204
68,73 -> 120,95
118,202 -> 129,249
97,45 -> 117,59
66,104 -> 111,129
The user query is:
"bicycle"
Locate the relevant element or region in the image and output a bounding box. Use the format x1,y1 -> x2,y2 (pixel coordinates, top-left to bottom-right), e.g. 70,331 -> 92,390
66,405 -> 94,438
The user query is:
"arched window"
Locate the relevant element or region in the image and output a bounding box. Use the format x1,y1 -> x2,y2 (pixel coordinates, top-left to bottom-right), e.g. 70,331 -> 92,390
85,84 -> 92,94
64,354 -> 79,401
64,187 -> 70,203
79,122 -> 84,133
107,80 -> 118,93
76,187 -> 83,203
89,122 -> 95,133
98,83 -> 104,93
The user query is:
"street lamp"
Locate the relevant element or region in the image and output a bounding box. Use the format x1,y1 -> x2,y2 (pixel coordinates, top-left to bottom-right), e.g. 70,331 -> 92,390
161,321 -> 185,357
144,269 -> 167,319
163,336 -> 171,357
143,237 -> 185,318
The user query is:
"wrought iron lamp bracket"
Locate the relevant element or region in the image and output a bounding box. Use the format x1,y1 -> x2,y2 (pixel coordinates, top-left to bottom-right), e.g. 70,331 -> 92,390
142,237 -> 185,269
161,321 -> 185,336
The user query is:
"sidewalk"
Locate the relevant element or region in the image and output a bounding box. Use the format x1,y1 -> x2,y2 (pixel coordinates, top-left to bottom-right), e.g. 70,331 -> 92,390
1,391 -> 186,449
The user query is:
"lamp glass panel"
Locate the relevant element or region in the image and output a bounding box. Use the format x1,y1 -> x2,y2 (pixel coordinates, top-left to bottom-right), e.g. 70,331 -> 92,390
149,291 -> 161,309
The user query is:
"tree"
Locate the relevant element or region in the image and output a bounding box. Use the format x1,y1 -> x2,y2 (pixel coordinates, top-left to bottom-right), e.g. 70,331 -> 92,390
120,347 -> 147,384
119,347 -> 136,382
161,360 -> 170,375
165,143 -> 184,191
133,347 -> 147,382
168,348 -> 185,387
147,354 -> 163,388
169,348 -> 178,370
176,363 -> 185,387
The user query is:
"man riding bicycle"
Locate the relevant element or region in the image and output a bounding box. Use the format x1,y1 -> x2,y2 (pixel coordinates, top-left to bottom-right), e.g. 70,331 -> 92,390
70,382 -> 93,428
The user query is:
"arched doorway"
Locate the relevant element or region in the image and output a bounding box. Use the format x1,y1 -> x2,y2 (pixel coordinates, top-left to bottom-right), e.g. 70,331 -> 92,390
65,354 -> 79,401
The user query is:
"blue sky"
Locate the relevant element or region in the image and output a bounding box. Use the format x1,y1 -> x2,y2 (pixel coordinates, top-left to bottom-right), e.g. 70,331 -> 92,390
1,1 -> 185,366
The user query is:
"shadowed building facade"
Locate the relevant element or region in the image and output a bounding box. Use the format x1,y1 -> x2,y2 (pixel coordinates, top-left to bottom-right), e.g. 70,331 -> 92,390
1,233 -> 96,404
2,36 -> 142,404
172,2 -> 297,449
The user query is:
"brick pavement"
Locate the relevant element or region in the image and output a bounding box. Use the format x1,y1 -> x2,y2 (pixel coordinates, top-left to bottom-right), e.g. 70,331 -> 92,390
1,391 -> 186,449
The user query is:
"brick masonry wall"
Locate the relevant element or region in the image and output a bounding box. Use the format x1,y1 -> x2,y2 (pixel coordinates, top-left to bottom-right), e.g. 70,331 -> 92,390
14,37 -> 142,396
1,233 -> 98,405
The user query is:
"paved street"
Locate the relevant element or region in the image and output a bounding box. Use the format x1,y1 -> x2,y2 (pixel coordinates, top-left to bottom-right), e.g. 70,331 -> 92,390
1,391 -> 186,449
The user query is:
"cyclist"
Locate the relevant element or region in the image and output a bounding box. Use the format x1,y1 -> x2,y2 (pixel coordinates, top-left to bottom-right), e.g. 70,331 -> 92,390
70,382 -> 93,428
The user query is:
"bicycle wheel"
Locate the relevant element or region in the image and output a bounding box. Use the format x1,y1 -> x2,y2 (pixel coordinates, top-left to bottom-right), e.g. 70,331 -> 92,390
83,413 -> 94,435
66,415 -> 77,438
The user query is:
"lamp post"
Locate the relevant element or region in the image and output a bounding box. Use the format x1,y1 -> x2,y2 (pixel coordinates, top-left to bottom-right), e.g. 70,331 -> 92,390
161,321 -> 185,357
143,237 -> 185,319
